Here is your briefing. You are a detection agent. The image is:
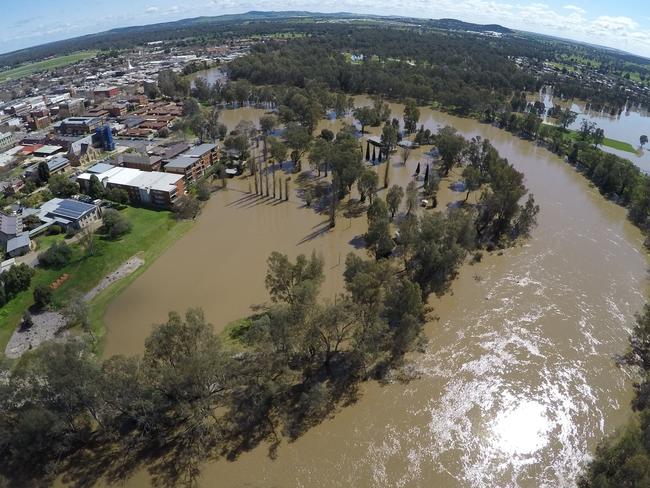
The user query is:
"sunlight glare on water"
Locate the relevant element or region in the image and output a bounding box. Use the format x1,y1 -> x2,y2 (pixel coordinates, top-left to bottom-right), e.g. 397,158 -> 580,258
491,400 -> 550,456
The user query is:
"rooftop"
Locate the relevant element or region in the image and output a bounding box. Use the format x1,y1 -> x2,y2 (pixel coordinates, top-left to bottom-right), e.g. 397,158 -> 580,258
185,143 -> 217,157
164,156 -> 197,170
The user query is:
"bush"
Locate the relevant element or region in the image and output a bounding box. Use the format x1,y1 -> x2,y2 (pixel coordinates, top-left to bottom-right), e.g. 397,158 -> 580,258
174,195 -> 201,220
1,263 -> 35,299
38,242 -> 73,268
196,181 -> 211,201
47,225 -> 63,235
33,284 -> 53,309
101,209 -> 131,239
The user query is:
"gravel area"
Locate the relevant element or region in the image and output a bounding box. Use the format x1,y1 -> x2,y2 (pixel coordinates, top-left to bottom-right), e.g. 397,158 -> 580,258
5,312 -> 68,359
83,255 -> 144,302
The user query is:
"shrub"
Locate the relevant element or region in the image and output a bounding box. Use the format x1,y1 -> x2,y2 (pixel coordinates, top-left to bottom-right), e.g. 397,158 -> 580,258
101,209 -> 131,239
38,242 -> 73,268
33,284 -> 53,309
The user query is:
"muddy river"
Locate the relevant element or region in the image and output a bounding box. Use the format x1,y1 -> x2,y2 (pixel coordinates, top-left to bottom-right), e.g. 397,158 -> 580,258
101,98 -> 648,487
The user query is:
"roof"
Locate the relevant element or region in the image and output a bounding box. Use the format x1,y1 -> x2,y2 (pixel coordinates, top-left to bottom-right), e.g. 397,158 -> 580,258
47,156 -> 70,172
129,172 -> 183,192
40,198 -> 98,222
87,162 -> 115,174
185,143 -> 216,158
34,145 -> 63,155
6,234 -> 30,253
164,156 -> 197,170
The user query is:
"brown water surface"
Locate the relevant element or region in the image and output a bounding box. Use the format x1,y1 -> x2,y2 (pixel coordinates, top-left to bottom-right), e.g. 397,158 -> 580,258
101,99 -> 648,487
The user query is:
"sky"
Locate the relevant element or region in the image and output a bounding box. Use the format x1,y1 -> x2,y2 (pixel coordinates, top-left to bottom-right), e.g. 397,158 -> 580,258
1,0 -> 650,58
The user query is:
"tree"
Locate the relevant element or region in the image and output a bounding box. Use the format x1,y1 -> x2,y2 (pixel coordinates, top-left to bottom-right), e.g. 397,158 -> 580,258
265,251 -> 324,307
320,128 -> 334,142
557,108 -> 577,131
196,181 -> 211,201
33,284 -> 53,310
104,187 -> 129,204
78,228 -> 97,257
329,131 -> 364,198
182,97 -> 200,117
405,181 -> 418,215
62,294 -> 90,333
21,311 -> 34,329
403,99 -> 420,133
593,128 -> 605,148
353,106 -> 379,133
462,165 -> 482,202
386,184 -> 404,219
1,263 -> 34,298
174,195 -> 201,220
101,209 -> 131,239
37,161 -> 50,183
269,137 -> 288,164
436,126 -> 466,176
87,174 -> 104,199
365,198 -> 393,259
284,123 -> 312,171
48,174 -> 78,198
401,146 -> 412,166
641,135 -> 648,148
357,169 -> 379,203
381,124 -> 398,155
37,242 -> 72,268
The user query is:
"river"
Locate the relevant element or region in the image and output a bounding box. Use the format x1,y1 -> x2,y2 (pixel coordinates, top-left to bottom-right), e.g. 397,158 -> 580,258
99,98 -> 648,487
530,89 -> 650,172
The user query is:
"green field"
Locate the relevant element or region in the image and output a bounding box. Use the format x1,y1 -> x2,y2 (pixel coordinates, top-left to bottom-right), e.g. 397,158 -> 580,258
0,51 -> 98,82
0,207 -> 193,357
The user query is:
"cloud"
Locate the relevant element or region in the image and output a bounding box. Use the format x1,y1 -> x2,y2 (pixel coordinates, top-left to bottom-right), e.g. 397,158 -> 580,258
145,6 -> 159,14
563,5 -> 586,15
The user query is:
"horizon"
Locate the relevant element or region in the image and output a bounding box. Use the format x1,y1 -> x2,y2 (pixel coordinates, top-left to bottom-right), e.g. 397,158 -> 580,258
1,1 -> 650,59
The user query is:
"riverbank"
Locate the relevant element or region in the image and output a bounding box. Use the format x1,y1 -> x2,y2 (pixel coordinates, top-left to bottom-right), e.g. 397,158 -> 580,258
0,207 -> 194,359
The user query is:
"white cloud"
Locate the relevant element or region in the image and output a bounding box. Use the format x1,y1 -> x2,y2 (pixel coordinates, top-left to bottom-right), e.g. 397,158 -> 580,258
563,5 -> 586,15
145,6 -> 159,14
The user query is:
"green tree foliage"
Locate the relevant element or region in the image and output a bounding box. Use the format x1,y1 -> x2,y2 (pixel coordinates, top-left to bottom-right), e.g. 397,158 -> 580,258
37,161 -> 50,183
386,184 -> 404,218
33,284 -> 53,310
436,126 -> 466,176
284,122 -> 313,171
403,99 -> 420,134
87,174 -> 104,199
0,263 -> 34,301
353,106 -> 380,133
174,195 -> 201,220
357,169 -> 379,203
365,198 -> 393,260
48,174 -> 79,198
101,208 -> 131,239
37,241 -> 73,269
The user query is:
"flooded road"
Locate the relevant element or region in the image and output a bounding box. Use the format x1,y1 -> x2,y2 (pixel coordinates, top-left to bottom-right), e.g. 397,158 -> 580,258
101,99 -> 648,487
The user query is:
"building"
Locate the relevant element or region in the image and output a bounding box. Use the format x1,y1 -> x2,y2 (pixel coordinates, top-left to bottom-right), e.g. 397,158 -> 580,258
118,152 -> 163,172
0,209 -> 23,244
24,155 -> 70,177
164,143 -> 218,185
93,86 -> 120,100
37,198 -> 101,232
0,131 -> 15,151
58,98 -> 86,118
6,234 -> 30,257
77,166 -> 184,208
54,117 -> 102,136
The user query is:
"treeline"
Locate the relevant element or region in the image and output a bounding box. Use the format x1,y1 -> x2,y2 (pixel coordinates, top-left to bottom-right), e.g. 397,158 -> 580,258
578,306 -> 650,486
227,25 -> 649,115
486,98 -> 650,237
0,249 -> 426,486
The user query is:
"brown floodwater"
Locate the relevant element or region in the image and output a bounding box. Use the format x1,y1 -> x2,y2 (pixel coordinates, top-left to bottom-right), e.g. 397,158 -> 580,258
99,98 -> 648,487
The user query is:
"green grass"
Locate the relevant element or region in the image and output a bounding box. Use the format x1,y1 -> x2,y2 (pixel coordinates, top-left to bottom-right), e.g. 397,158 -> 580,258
563,129 -> 637,154
0,51 -> 98,82
34,233 -> 66,251
0,207 -> 193,357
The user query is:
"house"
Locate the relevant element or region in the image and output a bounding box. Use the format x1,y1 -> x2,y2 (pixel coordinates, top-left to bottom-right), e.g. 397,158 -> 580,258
77,167 -> 184,208
37,198 -> 102,232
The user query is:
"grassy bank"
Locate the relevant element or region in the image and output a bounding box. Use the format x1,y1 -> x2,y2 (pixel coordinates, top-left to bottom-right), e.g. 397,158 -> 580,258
0,51 -> 97,82
564,129 -> 636,153
0,207 -> 193,357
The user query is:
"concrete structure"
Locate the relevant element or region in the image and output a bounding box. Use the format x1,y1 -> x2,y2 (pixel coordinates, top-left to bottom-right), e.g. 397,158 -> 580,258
94,86 -> 119,100
164,143 -> 218,185
77,166 -> 184,208
0,209 -> 23,242
0,132 -> 15,151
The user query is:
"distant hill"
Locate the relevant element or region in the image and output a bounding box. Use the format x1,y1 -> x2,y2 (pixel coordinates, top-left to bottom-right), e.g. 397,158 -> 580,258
429,18 -> 513,34
0,11 -> 514,68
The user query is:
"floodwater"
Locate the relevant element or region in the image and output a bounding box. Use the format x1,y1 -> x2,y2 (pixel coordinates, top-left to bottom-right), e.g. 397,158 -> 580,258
100,98 -> 648,487
530,89 -> 650,172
